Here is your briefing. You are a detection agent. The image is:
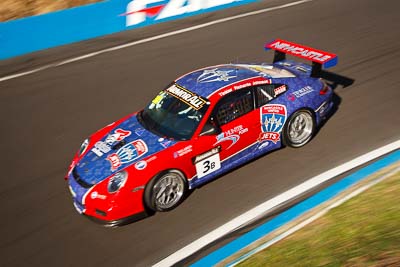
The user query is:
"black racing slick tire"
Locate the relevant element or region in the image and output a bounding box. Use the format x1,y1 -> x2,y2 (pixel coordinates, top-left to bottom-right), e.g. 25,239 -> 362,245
283,109 -> 316,148
144,170 -> 188,212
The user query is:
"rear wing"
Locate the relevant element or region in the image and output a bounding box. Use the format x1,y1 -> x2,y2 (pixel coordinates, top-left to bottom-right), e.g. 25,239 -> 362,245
265,39 -> 338,77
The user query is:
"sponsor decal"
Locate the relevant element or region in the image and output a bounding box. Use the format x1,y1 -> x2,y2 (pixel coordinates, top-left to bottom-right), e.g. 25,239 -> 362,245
267,40 -> 333,63
292,85 -> 314,98
274,85 -> 287,96
166,84 -> 207,110
233,82 -> 251,90
152,93 -> 165,106
252,79 -> 272,86
195,153 -> 221,179
146,155 -> 157,163
106,128 -> 131,143
107,140 -> 148,171
135,160 -> 147,170
159,139 -> 173,148
107,154 -> 122,170
214,125 -> 248,149
217,79 -> 271,97
197,68 -> 236,83
287,93 -> 296,101
91,128 -> 132,157
215,134 -> 239,149
218,88 -> 233,97
194,147 -> 220,164
259,104 -> 287,144
194,147 -> 221,178
149,91 -> 169,110
92,141 -> 111,157
134,128 -> 145,136
257,141 -> 270,150
173,145 -> 193,158
124,0 -> 250,27
90,191 -> 107,200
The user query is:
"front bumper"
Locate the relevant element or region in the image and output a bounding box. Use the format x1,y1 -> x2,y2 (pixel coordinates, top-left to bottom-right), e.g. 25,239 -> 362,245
84,211 -> 149,227
69,189 -> 147,226
67,168 -> 146,225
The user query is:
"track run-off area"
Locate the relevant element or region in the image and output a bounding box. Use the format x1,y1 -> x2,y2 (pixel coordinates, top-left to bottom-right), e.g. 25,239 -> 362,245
0,0 -> 399,266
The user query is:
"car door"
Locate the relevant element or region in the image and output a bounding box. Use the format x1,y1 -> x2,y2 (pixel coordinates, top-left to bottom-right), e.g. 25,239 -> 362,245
191,87 -> 261,185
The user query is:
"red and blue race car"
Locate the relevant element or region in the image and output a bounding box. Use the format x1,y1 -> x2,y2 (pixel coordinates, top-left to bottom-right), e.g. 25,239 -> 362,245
65,40 -> 338,226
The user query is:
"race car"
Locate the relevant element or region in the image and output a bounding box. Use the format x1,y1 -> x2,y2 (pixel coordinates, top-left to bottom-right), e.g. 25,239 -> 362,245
65,39 -> 338,226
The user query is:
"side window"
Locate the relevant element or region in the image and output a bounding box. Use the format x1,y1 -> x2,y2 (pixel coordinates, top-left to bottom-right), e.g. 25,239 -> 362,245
214,89 -> 254,125
256,84 -> 287,107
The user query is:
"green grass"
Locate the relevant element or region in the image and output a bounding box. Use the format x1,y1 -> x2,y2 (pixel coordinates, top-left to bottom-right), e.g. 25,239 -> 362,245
239,172 -> 400,267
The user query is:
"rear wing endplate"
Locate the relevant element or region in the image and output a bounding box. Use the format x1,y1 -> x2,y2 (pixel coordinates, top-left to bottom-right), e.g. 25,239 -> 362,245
265,39 -> 338,77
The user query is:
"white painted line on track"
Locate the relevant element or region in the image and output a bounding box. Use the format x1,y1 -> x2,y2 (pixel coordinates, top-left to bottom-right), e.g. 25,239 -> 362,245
0,0 -> 314,83
152,139 -> 400,267
228,165 -> 400,266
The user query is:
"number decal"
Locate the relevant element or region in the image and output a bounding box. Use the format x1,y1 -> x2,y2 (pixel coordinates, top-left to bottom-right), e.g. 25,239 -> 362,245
195,153 -> 221,178
202,160 -> 215,173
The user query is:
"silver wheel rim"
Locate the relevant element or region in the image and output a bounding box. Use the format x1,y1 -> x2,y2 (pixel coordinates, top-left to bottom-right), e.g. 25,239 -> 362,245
288,111 -> 314,145
153,172 -> 185,210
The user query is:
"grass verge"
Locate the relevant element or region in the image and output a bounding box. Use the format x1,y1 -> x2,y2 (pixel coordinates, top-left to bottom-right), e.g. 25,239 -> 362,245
239,172 -> 400,267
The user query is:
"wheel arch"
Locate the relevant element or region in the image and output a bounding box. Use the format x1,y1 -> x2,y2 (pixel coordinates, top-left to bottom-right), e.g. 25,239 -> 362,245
282,107 -> 316,148
143,168 -> 189,212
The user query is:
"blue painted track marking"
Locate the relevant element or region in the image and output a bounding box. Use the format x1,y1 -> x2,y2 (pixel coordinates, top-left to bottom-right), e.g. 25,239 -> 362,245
191,149 -> 400,266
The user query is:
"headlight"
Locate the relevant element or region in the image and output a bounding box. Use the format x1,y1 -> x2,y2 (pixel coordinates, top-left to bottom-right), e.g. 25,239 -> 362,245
79,138 -> 89,156
108,171 -> 128,193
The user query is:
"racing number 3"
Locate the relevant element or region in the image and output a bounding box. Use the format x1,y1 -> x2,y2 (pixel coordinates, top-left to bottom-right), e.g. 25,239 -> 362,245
195,153 -> 221,178
203,160 -> 215,173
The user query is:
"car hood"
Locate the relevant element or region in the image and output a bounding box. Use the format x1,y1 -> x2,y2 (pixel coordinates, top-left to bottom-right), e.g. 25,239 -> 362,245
74,114 -> 177,185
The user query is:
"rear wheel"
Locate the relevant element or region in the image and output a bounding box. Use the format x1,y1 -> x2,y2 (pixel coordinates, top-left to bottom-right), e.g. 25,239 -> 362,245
144,170 -> 188,212
283,109 -> 315,148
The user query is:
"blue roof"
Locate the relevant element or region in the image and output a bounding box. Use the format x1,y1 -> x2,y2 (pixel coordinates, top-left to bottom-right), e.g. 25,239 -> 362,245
175,63 -> 300,98
175,65 -> 263,98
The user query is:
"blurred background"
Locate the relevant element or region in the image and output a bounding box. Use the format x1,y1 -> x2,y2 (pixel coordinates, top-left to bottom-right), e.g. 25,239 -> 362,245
0,0 -> 100,21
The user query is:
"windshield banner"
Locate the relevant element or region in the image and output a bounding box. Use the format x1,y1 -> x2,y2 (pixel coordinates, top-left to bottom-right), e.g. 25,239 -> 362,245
166,84 -> 207,110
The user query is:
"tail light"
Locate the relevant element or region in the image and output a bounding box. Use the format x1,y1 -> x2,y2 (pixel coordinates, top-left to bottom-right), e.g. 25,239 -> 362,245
319,82 -> 330,95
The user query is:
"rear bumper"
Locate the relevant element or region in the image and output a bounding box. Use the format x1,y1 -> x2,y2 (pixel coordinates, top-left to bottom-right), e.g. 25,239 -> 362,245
316,99 -> 334,118
315,89 -> 335,122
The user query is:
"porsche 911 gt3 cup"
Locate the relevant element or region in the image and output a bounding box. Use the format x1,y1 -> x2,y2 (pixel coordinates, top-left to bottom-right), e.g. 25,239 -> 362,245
65,39 -> 337,226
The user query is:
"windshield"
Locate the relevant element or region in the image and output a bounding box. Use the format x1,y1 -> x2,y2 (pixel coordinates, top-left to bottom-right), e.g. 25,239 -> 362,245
138,84 -> 209,140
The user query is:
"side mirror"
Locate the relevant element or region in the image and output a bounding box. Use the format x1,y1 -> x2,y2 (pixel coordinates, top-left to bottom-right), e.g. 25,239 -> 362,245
200,120 -> 221,136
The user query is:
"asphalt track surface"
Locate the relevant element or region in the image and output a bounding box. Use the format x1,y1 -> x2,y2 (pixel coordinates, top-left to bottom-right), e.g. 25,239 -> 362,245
1,0 -> 400,266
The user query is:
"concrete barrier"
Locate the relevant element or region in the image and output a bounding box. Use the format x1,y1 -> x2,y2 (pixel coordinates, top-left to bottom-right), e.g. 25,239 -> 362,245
0,0 -> 258,60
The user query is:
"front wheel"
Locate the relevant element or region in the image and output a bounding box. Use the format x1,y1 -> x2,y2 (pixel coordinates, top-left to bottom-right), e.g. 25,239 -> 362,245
144,170 -> 188,212
283,109 -> 315,148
